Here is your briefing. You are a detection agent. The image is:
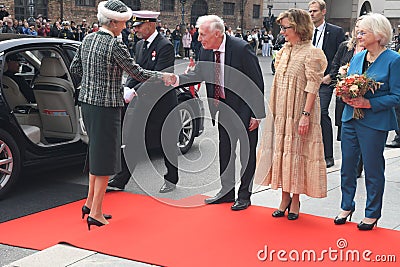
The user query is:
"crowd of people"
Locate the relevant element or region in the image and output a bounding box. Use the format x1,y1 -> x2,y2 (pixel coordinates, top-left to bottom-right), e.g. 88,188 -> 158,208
1,3 -> 283,60
2,0 -> 400,232
0,5 -> 100,39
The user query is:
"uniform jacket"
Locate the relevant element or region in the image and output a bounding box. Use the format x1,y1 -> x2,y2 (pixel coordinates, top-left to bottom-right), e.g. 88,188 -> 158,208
125,32 -> 178,128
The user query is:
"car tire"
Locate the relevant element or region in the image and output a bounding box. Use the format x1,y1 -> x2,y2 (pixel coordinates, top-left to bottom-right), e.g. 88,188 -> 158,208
178,101 -> 195,154
0,129 -> 21,199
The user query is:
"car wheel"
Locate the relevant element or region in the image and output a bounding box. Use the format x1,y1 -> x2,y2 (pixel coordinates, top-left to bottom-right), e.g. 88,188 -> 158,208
178,102 -> 195,154
0,129 -> 21,199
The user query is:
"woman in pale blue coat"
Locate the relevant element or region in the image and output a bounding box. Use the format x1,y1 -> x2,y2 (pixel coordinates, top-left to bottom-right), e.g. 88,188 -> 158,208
334,13 -> 400,230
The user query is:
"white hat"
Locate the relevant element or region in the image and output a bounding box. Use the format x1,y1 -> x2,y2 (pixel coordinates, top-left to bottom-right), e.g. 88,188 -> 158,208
98,0 -> 132,22
131,10 -> 160,27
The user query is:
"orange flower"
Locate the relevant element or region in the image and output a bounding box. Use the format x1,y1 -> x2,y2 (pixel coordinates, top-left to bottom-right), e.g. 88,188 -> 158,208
335,67 -> 383,119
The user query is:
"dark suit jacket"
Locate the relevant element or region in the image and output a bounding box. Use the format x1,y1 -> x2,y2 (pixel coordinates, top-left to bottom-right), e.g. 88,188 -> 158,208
126,33 -> 178,127
321,23 -> 345,76
179,35 -> 266,128
329,41 -> 355,83
125,33 -> 180,147
126,33 -> 174,88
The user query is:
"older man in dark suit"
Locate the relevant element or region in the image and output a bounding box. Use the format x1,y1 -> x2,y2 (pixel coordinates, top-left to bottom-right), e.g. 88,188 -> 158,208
165,15 -> 265,210
108,10 -> 179,193
308,0 -> 345,168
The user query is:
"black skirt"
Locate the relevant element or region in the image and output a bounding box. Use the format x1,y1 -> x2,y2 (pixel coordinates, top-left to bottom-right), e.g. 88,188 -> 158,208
81,103 -> 122,176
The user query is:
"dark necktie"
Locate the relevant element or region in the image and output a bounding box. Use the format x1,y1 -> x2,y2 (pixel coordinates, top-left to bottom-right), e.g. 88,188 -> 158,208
312,28 -> 318,46
214,51 -> 222,106
143,40 -> 149,52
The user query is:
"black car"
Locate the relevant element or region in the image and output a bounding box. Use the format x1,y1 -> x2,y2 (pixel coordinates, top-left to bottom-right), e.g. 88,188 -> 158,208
0,34 -> 204,198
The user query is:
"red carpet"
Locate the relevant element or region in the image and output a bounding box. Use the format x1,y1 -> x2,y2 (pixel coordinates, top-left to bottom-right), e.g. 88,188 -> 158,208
0,192 -> 399,266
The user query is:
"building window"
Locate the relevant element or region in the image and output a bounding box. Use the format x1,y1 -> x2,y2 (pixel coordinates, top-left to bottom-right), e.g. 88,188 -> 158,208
36,0 -> 48,17
253,4 -> 260,18
126,0 -> 141,10
160,0 -> 174,12
14,0 -> 48,20
223,2 -> 235,16
76,0 -> 95,7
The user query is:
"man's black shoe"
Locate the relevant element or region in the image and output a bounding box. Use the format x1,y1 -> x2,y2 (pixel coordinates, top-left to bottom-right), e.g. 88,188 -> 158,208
386,140 -> 400,148
159,181 -> 176,193
326,158 -> 334,168
108,179 -> 126,190
204,192 -> 235,204
108,173 -> 130,190
231,199 -> 251,211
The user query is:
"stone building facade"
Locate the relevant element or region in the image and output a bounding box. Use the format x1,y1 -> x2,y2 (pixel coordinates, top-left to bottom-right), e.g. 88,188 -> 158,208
1,0 -> 265,31
2,0 -> 398,34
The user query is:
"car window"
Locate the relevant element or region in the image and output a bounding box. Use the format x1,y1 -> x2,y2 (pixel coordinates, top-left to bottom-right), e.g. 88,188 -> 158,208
63,47 -> 77,63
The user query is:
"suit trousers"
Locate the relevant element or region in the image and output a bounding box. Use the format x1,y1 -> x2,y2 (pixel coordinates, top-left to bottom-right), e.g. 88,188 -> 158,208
118,101 -> 179,186
218,120 -> 258,200
319,84 -> 334,159
340,120 -> 387,218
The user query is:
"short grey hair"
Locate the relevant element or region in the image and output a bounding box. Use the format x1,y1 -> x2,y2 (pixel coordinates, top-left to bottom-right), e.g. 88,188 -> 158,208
196,15 -> 225,34
97,11 -> 112,26
358,13 -> 392,46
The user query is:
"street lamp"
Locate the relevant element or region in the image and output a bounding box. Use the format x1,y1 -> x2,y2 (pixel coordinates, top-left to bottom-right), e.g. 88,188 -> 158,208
240,0 -> 247,30
60,0 -> 64,20
267,5 -> 273,17
28,0 -> 35,23
180,0 -> 186,26
263,5 -> 274,30
267,5 -> 274,29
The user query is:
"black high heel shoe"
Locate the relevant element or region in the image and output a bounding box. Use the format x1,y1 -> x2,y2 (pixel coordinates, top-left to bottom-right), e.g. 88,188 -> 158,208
287,201 -> 300,220
334,210 -> 354,225
357,219 -> 378,230
87,216 -> 106,230
81,205 -> 112,220
272,198 -> 292,217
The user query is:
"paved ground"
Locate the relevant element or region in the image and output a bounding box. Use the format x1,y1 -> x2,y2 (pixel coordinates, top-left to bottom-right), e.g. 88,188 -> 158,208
3,55 -> 400,267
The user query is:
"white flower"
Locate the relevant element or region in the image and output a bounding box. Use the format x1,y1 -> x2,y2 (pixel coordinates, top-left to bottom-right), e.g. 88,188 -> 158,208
349,85 -> 359,95
338,64 -> 349,76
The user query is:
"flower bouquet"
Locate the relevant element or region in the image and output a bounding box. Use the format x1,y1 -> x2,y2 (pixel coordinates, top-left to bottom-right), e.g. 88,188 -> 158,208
335,64 -> 382,119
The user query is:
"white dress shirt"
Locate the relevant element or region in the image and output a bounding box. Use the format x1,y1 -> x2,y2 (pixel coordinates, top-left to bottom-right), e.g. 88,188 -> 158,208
313,22 -> 326,49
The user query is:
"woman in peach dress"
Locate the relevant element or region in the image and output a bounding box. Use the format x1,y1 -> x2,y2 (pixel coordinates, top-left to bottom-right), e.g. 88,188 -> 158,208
255,8 -> 328,220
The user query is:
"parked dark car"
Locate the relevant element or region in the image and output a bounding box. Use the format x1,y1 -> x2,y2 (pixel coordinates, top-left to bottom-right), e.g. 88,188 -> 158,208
0,34 -> 204,198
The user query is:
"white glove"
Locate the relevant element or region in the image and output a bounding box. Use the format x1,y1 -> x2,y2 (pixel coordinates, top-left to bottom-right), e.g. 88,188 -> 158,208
124,87 -> 137,103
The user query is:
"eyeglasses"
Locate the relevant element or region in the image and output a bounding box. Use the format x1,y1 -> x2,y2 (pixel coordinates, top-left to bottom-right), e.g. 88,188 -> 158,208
280,25 -> 293,32
356,31 -> 368,36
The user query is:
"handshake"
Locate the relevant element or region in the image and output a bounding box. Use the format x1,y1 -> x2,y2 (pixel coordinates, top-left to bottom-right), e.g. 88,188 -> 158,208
161,57 -> 196,87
